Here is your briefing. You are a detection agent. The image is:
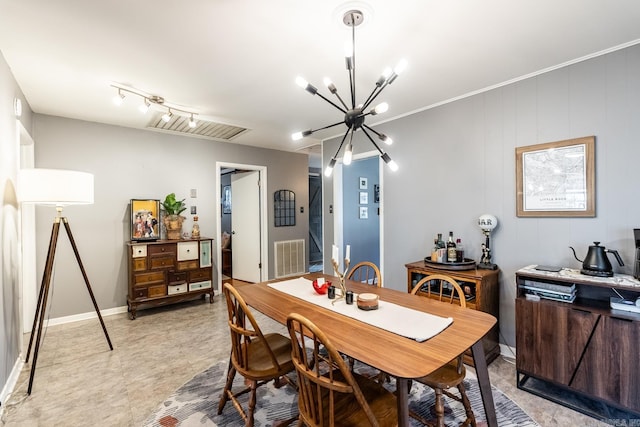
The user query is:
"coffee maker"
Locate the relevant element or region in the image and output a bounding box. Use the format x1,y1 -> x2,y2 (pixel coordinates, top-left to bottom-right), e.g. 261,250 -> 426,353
634,229 -> 640,279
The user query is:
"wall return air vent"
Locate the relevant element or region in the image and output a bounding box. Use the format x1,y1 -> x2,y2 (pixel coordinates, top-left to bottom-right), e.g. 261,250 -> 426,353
147,113 -> 248,141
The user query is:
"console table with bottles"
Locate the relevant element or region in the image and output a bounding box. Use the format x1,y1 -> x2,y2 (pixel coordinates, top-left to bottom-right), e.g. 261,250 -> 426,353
405,260 -> 500,366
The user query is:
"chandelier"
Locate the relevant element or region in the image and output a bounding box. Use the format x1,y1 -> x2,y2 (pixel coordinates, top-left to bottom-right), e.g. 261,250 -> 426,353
292,9 -> 405,177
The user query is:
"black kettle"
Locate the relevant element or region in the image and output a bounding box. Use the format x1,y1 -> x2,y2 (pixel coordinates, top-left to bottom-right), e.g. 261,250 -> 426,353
569,242 -> 624,277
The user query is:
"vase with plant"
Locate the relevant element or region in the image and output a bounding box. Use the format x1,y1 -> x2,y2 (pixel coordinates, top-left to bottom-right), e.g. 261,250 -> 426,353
161,193 -> 187,240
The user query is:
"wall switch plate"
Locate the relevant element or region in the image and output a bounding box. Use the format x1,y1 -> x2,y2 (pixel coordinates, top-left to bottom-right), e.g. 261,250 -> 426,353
190,188 -> 197,198
190,206 -> 197,214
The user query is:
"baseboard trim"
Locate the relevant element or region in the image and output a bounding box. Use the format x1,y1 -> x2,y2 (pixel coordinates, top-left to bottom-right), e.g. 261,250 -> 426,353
0,357 -> 24,418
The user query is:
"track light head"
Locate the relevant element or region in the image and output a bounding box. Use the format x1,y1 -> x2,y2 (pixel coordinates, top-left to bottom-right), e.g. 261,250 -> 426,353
113,89 -> 125,106
188,114 -> 197,128
139,98 -> 150,114
162,110 -> 172,123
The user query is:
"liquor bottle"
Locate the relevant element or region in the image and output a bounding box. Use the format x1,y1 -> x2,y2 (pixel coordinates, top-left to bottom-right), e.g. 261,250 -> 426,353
456,238 -> 464,262
191,216 -> 200,238
436,233 -> 445,249
431,237 -> 439,262
447,231 -> 457,262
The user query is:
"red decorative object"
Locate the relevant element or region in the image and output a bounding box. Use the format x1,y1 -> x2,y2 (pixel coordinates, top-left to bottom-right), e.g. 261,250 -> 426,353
312,279 -> 331,295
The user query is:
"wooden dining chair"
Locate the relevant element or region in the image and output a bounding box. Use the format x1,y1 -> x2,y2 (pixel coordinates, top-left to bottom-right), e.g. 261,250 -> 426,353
347,261 -> 382,287
409,274 -> 476,427
218,283 -> 296,427
286,312 -> 398,427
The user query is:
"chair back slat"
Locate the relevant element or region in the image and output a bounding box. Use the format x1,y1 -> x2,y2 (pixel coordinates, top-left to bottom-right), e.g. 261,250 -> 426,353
347,261 -> 382,287
287,313 -> 381,427
223,283 -> 284,375
410,273 -> 467,308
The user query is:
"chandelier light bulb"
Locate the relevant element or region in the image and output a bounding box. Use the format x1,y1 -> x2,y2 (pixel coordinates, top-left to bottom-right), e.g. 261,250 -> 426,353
343,143 -> 353,165
113,89 -> 124,106
394,59 -> 408,75
373,102 -> 389,115
291,131 -> 303,141
388,159 -> 399,171
295,76 -> 308,89
380,134 -> 393,145
324,158 -> 337,177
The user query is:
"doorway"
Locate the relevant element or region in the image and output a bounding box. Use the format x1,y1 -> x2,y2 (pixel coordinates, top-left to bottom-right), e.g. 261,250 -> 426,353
333,152 -> 383,277
215,163 -> 268,289
308,171 -> 322,272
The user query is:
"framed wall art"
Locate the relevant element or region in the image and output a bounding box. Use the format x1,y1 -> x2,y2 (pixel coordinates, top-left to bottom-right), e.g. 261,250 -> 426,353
131,199 -> 160,241
222,185 -> 232,214
516,136 -> 595,217
359,191 -> 368,204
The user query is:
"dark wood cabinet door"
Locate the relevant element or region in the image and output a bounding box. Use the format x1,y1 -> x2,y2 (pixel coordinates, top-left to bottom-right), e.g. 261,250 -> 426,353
571,315 -> 640,411
515,298 -> 599,385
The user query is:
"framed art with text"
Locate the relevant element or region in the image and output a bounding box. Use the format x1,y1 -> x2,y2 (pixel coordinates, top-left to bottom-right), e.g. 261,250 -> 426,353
516,136 -> 595,217
131,199 -> 160,241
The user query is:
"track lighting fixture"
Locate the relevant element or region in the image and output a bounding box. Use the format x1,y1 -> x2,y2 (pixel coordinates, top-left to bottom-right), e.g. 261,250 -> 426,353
293,9 -> 405,176
110,84 -> 198,126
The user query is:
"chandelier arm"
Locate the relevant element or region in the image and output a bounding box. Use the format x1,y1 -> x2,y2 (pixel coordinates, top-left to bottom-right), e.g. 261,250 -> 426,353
333,91 -> 349,110
350,20 -> 356,108
311,120 -> 346,134
362,82 -> 390,111
331,128 -> 353,160
362,124 -> 383,138
315,91 -> 348,114
360,127 -> 385,155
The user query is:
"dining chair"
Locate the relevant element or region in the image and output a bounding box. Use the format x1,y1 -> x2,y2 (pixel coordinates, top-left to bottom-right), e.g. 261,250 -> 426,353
347,261 -> 382,287
218,283 -> 296,427
410,274 -> 476,427
286,312 -> 398,427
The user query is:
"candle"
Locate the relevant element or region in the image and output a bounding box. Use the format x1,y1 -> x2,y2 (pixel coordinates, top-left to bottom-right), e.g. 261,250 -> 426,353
332,244 -> 338,262
345,244 -> 350,262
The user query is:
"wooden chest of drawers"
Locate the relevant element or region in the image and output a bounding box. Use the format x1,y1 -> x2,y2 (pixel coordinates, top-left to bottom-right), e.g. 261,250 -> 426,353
126,238 -> 214,319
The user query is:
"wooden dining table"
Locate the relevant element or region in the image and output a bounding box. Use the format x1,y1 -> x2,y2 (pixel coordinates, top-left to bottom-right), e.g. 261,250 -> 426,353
233,273 -> 498,427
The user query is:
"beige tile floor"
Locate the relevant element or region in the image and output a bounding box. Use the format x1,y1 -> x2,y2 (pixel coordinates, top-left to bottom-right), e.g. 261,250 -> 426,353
0,291 -> 610,427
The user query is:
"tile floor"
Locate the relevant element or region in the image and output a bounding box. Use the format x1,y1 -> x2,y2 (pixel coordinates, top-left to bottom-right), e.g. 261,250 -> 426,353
0,288 -> 611,427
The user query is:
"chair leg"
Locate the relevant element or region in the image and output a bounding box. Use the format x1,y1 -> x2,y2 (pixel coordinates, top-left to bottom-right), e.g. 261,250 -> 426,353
218,363 -> 237,414
433,388 -> 445,427
247,380 -> 258,427
457,383 -> 476,427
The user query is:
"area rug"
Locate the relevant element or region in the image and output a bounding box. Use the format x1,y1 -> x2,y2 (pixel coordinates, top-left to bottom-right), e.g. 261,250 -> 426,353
144,360 -> 539,426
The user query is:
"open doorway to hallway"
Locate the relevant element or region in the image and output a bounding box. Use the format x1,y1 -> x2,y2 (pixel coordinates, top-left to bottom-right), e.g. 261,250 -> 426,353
309,169 -> 322,272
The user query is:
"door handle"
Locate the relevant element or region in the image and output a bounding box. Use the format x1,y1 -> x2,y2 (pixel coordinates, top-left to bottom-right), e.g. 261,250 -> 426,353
232,231 -> 236,234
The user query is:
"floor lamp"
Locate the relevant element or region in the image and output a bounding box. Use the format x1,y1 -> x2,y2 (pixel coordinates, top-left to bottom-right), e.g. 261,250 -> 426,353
18,168 -> 113,395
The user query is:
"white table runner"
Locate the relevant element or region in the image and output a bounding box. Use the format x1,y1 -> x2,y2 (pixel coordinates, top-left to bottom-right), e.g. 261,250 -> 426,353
268,277 -> 453,342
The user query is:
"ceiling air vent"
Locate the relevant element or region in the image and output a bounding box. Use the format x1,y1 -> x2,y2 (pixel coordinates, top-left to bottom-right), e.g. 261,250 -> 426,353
147,113 -> 248,141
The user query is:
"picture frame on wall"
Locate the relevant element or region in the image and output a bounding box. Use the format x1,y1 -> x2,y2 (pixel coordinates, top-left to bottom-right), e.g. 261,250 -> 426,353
359,191 -> 368,204
131,199 -> 160,241
516,136 -> 595,217
222,185 -> 232,214
359,206 -> 368,219
359,177 -> 368,190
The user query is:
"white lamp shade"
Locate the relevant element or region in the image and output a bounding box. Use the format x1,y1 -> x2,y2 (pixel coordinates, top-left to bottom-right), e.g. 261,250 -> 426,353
478,214 -> 498,232
19,168 -> 94,206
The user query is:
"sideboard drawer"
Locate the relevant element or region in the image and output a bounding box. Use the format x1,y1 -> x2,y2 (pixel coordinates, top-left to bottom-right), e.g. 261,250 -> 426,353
189,280 -> 211,291
168,271 -> 187,284
150,256 -> 175,269
148,284 -> 166,298
189,268 -> 212,282
176,260 -> 199,271
177,241 -> 199,261
168,284 -> 187,295
148,244 -> 176,256
133,271 -> 165,285
131,245 -> 147,258
132,257 -> 147,271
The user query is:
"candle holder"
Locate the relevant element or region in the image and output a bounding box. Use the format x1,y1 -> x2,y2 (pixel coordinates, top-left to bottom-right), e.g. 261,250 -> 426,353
330,257 -> 350,304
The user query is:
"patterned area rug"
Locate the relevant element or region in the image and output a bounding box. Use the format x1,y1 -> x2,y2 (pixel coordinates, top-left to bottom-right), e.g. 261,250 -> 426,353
144,360 -> 539,426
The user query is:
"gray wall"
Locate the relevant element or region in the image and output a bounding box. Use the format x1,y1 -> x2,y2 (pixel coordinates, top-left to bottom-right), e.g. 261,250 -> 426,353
324,44 -> 640,347
31,115 -> 310,318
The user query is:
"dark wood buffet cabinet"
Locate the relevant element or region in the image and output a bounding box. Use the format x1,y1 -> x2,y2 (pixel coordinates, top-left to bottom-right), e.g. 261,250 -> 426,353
515,266 -> 640,419
126,238 -> 214,319
405,261 -> 500,366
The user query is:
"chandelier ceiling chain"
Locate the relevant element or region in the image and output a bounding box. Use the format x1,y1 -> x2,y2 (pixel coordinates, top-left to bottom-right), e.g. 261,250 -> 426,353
293,9 -> 405,177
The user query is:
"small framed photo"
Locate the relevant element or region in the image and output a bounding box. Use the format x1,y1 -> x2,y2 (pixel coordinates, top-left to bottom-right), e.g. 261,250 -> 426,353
359,191 -> 368,204
131,199 -> 160,241
374,184 -> 380,203
359,177 -> 368,190
359,206 -> 368,219
222,185 -> 232,214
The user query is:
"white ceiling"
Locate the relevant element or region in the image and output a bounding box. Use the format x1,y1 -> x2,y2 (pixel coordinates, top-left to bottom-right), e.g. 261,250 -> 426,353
2,0 -> 640,161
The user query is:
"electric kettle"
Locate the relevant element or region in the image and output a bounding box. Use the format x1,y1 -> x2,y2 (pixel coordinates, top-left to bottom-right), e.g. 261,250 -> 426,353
569,242 -> 624,277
